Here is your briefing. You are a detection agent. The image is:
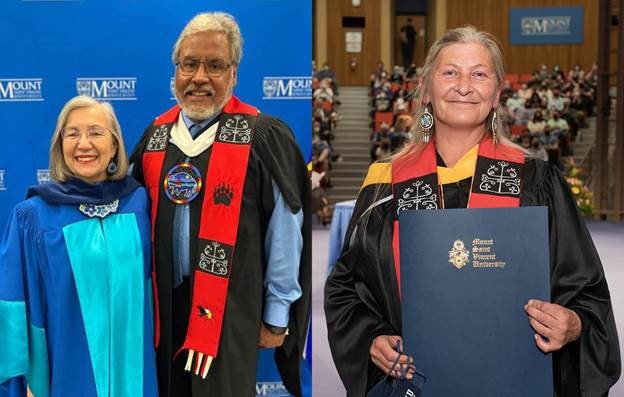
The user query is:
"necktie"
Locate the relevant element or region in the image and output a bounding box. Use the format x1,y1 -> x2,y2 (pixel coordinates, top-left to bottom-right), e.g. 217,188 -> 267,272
172,123 -> 203,287
189,123 -> 203,139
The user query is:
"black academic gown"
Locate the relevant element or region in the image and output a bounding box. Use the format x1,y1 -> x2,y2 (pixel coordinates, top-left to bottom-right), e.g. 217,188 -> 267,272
131,114 -> 311,397
325,157 -> 620,397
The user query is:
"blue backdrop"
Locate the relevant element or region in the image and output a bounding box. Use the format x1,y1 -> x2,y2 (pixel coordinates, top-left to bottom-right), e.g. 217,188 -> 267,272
509,6 -> 584,45
0,1 -> 311,396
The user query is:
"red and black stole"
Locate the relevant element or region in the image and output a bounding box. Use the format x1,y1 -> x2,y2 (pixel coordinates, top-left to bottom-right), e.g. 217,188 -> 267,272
390,137 -> 525,295
141,96 -> 259,376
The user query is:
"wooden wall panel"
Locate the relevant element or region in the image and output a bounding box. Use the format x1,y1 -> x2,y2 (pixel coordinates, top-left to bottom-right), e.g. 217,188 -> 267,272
326,0 -> 381,86
314,0 -> 328,66
445,0 -> 599,75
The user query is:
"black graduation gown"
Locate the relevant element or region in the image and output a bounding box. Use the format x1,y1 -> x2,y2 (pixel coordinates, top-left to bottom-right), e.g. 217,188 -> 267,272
131,114 -> 311,397
325,157 -> 620,397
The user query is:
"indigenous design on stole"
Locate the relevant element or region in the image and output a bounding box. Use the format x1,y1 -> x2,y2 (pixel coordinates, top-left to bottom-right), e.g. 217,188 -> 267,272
390,137 -> 525,295
163,163 -> 203,204
141,96 -> 259,378
146,125 -> 170,151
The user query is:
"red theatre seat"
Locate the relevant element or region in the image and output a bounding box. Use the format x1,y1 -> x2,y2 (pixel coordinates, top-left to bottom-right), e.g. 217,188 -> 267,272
321,100 -> 333,112
510,124 -> 526,136
519,73 -> 533,83
374,112 -> 394,131
505,74 -> 519,84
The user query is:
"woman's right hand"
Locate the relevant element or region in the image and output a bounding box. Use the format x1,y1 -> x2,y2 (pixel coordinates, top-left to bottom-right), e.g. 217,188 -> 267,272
370,335 -> 415,379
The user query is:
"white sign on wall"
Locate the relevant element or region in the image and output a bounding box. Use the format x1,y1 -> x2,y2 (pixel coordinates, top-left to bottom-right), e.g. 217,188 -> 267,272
345,31 -> 362,53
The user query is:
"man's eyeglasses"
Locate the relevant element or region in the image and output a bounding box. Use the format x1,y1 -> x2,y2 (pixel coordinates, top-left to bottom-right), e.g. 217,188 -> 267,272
61,126 -> 111,142
176,58 -> 232,77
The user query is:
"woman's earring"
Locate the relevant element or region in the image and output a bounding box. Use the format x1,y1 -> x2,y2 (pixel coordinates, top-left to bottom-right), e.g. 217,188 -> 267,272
420,105 -> 434,143
491,109 -> 498,145
107,159 -> 118,175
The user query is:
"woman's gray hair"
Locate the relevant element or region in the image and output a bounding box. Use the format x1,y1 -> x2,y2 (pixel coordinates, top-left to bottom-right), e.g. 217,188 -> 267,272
392,25 -> 517,162
49,95 -> 129,182
172,12 -> 243,66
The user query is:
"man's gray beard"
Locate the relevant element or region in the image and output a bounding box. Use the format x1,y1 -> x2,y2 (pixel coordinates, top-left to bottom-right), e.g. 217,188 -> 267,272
177,86 -> 233,122
183,104 -> 218,121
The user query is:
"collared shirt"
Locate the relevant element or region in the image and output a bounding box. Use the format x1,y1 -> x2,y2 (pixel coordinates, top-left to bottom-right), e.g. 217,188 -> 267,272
171,109 -> 302,328
171,111 -> 220,287
181,112 -> 219,137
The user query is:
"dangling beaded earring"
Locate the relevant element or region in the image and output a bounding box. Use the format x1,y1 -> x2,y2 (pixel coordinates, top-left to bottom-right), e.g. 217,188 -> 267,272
491,109 -> 498,145
107,159 -> 119,175
420,104 -> 434,143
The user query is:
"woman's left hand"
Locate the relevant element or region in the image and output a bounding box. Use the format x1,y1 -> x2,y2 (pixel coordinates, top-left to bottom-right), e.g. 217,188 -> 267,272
524,299 -> 582,353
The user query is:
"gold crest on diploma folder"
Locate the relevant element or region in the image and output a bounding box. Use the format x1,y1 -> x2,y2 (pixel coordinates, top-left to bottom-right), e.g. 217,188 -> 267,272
448,240 -> 469,269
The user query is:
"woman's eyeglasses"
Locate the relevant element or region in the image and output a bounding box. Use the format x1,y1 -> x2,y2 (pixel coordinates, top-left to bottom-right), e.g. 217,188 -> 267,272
61,126 -> 111,142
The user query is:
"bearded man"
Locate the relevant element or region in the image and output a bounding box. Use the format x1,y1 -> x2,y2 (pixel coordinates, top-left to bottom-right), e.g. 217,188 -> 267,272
130,12 -> 310,397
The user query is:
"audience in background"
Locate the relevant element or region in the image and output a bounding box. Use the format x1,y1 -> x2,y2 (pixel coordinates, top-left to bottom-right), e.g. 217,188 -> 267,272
312,61 -> 343,224
370,122 -> 391,162
499,63 -> 596,169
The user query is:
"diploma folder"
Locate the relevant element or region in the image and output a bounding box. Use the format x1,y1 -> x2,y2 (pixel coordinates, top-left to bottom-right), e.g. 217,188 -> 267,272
399,207 -> 553,396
